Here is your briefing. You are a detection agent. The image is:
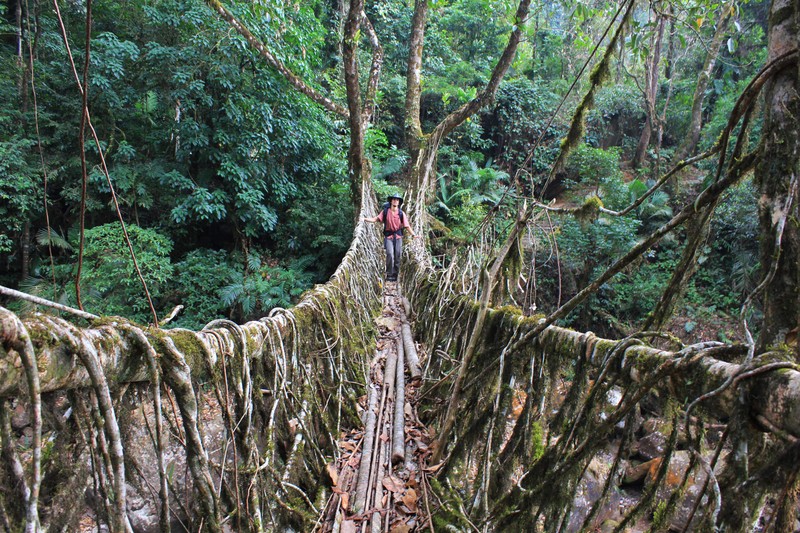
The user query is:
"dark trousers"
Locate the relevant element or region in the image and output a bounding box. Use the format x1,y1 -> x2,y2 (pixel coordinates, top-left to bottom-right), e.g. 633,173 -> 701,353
383,237 -> 402,281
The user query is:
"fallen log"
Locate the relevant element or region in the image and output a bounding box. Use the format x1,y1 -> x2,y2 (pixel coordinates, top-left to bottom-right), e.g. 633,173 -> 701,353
370,438 -> 388,533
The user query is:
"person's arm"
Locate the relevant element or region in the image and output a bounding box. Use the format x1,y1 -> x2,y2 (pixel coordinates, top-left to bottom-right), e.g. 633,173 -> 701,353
403,217 -> 419,239
362,212 -> 382,223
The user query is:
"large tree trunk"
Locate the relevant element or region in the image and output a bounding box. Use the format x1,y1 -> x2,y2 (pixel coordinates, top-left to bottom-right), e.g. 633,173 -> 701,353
633,6 -> 666,169
404,0 -> 532,202
755,0 -> 800,356
20,222 -> 30,282
343,0 -> 365,206
674,4 -> 733,162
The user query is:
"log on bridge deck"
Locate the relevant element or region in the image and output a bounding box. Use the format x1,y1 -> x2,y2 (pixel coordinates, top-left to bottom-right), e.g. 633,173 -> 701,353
317,282 -> 434,532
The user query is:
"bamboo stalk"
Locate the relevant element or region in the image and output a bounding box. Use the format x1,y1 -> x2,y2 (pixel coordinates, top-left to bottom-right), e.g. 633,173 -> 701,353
353,383 -> 379,514
401,323 -> 421,383
392,338 -> 406,465
401,297 -> 412,319
370,435 -> 388,533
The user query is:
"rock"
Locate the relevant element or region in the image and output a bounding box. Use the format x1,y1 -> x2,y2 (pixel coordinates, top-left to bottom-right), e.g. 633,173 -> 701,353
11,401 -> 29,430
623,458 -> 659,485
118,388 -> 227,531
644,450 -> 709,531
635,432 -> 667,460
126,489 -> 159,533
565,452 -> 627,532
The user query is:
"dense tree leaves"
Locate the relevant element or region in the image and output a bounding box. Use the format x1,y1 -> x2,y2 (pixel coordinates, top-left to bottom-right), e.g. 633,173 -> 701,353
0,0 -> 776,335
0,0 -> 349,317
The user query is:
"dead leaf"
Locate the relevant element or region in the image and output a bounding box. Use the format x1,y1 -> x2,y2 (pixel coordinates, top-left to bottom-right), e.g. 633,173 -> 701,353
404,402 -> 413,416
326,463 -> 339,486
390,525 -> 411,533
380,431 -> 390,442
340,492 -> 350,511
382,475 -> 405,493
341,519 -> 357,533
402,489 -> 418,512
424,462 -> 444,474
406,472 -> 418,489
341,440 -> 357,452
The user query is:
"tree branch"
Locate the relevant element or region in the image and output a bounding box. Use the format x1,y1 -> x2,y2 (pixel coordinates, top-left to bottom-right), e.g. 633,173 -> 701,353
432,0 -> 533,141
206,0 -> 348,118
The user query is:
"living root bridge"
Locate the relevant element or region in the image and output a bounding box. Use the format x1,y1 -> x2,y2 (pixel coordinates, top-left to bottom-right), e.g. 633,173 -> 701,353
0,183 -> 388,532
401,252 -> 800,529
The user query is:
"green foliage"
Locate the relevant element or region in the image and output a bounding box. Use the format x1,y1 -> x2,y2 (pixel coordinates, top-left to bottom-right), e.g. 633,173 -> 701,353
273,179 -> 355,280
488,78 -> 562,178
434,154 -> 508,218
564,144 -> 623,190
448,199 -> 489,241
596,254 -> 679,323
220,253 -> 313,322
367,127 -> 409,181
0,0 -> 771,344
0,137 -> 39,256
686,179 -> 760,313
75,223 -> 174,322
170,249 -> 237,329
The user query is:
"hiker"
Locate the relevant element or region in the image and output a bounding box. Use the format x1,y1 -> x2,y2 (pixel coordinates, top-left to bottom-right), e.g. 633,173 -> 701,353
362,194 -> 419,282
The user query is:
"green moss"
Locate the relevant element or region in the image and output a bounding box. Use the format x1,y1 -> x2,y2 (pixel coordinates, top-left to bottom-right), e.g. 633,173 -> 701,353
576,195 -> 603,223
165,329 -> 207,372
530,421 -> 545,461
496,305 -> 523,317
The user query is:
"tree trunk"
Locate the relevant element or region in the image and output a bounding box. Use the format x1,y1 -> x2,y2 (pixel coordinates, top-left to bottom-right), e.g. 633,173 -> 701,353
633,7 -> 666,169
674,4 -> 733,162
343,0 -> 365,206
19,222 -> 30,282
405,0 -> 531,201
754,0 -> 800,356
404,0 -> 427,161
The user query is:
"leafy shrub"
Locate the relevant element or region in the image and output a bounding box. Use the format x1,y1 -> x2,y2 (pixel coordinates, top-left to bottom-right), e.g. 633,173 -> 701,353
488,78 -> 562,178
564,144 -> 623,190
448,199 -> 489,241
586,83 -> 644,152
170,249 -> 237,329
275,179 -> 355,280
686,179 -> 760,314
75,223 -> 174,322
220,253 -> 313,322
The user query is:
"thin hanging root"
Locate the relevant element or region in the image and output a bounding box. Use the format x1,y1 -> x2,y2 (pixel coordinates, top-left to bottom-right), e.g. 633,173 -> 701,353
157,335 -> 220,531
1,401 -> 31,508
123,326 -> 170,533
0,313 -> 42,533
72,392 -> 113,529
57,320 -> 132,533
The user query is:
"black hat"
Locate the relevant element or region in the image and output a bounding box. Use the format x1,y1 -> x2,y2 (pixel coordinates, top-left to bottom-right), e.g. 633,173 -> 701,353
387,194 -> 404,206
